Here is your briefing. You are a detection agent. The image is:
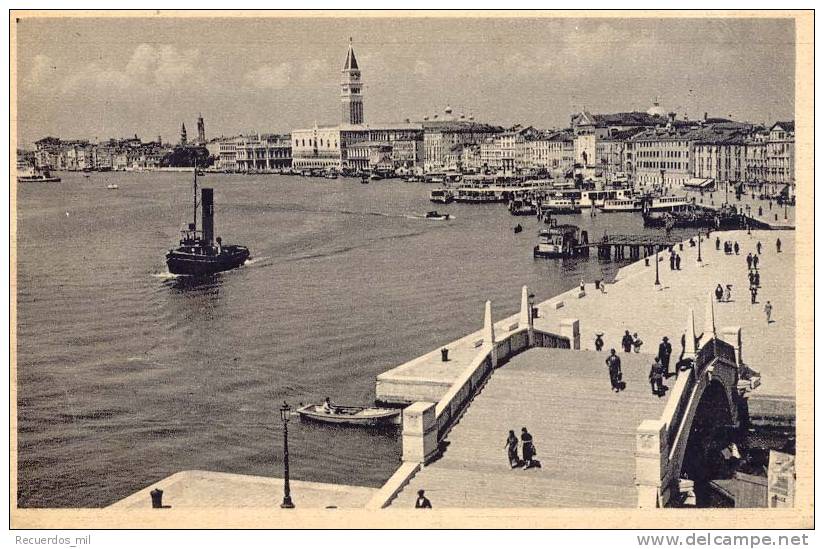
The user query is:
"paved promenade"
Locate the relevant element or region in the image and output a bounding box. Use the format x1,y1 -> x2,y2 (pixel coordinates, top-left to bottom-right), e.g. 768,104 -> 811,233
685,188 -> 795,229
108,470 -> 376,509
392,348 -> 667,508
532,230 -> 794,397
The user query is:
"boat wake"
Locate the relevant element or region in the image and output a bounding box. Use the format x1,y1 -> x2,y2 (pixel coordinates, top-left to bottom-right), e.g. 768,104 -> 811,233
243,256 -> 270,267
151,272 -> 180,280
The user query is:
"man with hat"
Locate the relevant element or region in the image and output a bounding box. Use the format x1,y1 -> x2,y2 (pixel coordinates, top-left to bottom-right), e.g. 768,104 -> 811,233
605,349 -> 623,392
658,336 -> 673,377
414,489 -> 432,508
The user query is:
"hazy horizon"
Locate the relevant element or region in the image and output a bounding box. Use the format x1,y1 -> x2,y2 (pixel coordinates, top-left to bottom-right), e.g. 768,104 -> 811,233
15,16 -> 795,147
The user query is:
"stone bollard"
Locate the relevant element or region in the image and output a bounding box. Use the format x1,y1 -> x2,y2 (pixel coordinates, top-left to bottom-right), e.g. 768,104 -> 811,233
150,488 -> 164,509
559,318 -> 580,350
635,419 -> 668,508
645,257 -> 650,267
402,402 -> 438,464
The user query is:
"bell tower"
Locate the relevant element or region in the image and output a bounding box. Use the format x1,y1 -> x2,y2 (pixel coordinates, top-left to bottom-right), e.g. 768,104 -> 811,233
341,38 -> 364,125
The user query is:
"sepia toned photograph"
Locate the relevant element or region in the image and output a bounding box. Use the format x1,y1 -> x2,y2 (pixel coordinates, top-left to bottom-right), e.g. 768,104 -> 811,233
9,10 -> 813,530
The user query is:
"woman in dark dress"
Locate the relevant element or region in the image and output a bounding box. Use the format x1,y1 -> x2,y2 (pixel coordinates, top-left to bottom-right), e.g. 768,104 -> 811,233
505,430 -> 520,468
520,427 -> 536,470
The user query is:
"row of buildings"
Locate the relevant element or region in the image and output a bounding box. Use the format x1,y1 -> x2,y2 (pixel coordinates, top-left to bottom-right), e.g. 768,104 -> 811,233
27,40 -> 796,191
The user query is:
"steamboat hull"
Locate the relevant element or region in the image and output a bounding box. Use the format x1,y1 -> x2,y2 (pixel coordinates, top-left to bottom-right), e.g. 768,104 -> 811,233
166,247 -> 250,276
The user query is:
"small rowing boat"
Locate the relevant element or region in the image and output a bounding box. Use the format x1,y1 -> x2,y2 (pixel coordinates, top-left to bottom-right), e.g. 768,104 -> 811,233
296,404 -> 401,427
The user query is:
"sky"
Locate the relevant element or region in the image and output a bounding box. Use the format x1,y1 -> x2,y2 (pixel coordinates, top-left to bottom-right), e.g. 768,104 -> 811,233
15,16 -> 796,147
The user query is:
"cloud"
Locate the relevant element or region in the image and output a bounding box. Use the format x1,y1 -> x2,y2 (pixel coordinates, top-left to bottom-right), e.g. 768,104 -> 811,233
245,62 -> 292,89
413,60 -> 432,77
60,43 -> 204,95
23,54 -> 57,89
300,59 -> 329,83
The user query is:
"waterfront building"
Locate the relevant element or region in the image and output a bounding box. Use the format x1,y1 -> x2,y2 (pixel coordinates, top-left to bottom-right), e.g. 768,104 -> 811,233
692,132 -> 749,186
422,112 -> 504,172
766,121 -> 794,192
180,123 -> 188,146
234,134 -> 292,172
33,136 -> 64,170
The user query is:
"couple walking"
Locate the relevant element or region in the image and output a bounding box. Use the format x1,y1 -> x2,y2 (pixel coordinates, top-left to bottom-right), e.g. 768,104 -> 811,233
505,428 -> 537,470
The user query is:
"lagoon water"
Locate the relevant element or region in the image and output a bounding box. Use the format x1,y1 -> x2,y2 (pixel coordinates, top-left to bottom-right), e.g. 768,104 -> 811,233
16,172 -> 698,507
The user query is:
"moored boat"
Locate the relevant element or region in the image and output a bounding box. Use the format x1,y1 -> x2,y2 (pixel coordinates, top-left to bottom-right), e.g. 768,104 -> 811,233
600,198 -> 643,212
296,403 -> 401,427
533,219 -> 589,259
17,164 -> 61,183
430,188 -> 454,204
425,210 -> 451,220
542,197 -> 582,215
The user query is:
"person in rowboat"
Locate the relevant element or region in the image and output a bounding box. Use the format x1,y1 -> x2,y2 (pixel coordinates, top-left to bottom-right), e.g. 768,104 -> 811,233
321,397 -> 335,414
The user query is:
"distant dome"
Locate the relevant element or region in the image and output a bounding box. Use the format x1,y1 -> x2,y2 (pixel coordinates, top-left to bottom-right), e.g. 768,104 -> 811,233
648,101 -> 666,117
444,105 -> 453,115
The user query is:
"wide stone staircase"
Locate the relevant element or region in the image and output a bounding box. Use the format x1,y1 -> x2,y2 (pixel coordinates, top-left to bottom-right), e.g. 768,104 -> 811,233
391,347 -> 669,508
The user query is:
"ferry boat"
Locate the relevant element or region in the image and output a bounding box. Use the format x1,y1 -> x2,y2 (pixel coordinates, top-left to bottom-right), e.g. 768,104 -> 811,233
17,164 -> 61,183
600,198 -> 643,212
165,167 -> 250,276
643,204 -> 743,230
542,197 -> 582,215
642,195 -> 692,212
509,198 -> 538,216
454,179 -> 557,204
533,219 -> 589,259
429,188 -> 454,204
543,188 -> 633,209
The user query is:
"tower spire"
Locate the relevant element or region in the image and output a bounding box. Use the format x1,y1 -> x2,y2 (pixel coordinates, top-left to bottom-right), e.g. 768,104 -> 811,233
341,38 -> 363,125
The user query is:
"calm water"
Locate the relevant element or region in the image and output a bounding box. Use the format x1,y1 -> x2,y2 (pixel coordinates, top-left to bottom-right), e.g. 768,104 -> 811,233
16,172 -> 698,507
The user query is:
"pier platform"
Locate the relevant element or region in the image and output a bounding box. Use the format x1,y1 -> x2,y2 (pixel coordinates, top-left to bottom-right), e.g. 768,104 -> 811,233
391,348 -> 668,508
108,470 -> 377,509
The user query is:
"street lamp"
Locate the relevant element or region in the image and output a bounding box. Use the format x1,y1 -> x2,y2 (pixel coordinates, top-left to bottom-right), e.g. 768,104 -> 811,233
697,233 -> 702,263
279,402 -> 295,509
655,248 -> 661,286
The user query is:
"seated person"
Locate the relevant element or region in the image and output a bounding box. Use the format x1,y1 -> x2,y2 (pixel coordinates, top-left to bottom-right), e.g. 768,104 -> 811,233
321,397 -> 334,414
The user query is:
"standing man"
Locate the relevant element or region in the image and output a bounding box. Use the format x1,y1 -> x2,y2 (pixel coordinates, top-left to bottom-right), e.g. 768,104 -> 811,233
753,254 -> 759,270
757,241 -> 762,255
776,238 -> 782,253
649,357 -> 665,397
764,301 -> 773,323
414,490 -> 432,509
658,336 -> 673,377
675,253 -> 681,271
746,253 -> 753,270
606,349 -> 623,392
669,252 -> 676,270
715,236 -> 721,251
750,286 -> 758,304
734,241 -> 740,255
621,330 -> 634,353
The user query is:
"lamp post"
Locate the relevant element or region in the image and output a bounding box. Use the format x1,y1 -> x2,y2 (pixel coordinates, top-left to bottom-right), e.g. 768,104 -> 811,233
784,201 -> 788,221
697,233 -> 702,263
654,248 -> 661,286
279,402 -> 295,509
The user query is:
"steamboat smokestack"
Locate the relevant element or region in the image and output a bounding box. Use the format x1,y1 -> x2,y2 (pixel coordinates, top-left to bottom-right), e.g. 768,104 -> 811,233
201,188 -> 214,246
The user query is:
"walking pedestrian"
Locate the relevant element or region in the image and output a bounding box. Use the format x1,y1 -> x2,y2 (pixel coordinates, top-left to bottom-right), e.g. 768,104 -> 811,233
606,349 -> 623,392
776,238 -> 782,253
520,427 -> 536,470
746,253 -> 753,270
649,357 -> 665,397
734,241 -> 740,255
715,283 -> 724,302
764,301 -> 773,323
758,206 -> 763,216
632,333 -> 643,353
748,271 -> 755,287
658,337 -> 673,377
505,430 -> 520,468
724,284 -> 732,303
675,254 -> 681,270
715,236 -> 721,250
750,286 -> 758,304
594,332 -> 604,352
669,253 -> 675,270
754,271 -> 761,287
757,241 -> 762,255
414,489 -> 432,509
621,330 -> 633,353
752,254 -> 759,270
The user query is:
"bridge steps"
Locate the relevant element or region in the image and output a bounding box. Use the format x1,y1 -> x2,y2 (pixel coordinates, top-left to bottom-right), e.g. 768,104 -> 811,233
392,348 -> 669,508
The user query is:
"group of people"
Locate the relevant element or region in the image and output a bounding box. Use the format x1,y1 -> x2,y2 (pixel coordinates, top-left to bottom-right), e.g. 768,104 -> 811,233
603,335 -> 673,396
717,238 -> 741,256
716,237 -> 776,324
504,428 -> 538,470
746,252 -> 761,304
669,251 -> 682,271
714,283 -> 733,303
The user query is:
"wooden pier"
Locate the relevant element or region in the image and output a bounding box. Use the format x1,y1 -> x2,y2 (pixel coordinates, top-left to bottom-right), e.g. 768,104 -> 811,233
574,234 -> 682,261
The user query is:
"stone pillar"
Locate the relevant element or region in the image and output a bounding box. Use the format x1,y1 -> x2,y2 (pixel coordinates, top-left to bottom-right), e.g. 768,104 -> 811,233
483,300 -> 497,367
402,402 -> 438,464
635,419 -> 669,508
519,286 -> 535,346
721,326 -> 743,365
684,308 -> 697,359
559,318 -> 580,350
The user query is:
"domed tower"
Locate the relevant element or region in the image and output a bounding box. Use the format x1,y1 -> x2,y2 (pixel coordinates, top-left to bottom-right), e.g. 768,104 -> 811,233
647,97 -> 665,118
341,38 -> 364,125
